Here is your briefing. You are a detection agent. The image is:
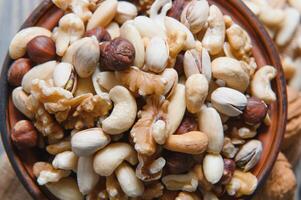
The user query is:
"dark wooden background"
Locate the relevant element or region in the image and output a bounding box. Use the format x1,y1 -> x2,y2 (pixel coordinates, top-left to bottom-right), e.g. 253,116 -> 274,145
0,0 -> 300,199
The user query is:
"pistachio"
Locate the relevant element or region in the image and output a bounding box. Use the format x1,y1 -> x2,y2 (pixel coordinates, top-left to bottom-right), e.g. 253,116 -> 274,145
115,1 -> 138,24
145,37 -> 169,73
235,140 -> 263,171
211,87 -> 248,117
183,48 -> 212,81
212,57 -> 250,92
203,154 -> 224,184
53,62 -> 77,94
222,137 -> 239,159
180,0 -> 209,34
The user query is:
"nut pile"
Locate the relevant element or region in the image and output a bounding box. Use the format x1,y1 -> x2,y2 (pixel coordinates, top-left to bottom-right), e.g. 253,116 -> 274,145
7,0 -> 278,199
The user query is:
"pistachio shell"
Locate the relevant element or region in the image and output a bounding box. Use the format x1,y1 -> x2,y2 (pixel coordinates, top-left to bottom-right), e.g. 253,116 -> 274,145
53,62 -> 77,94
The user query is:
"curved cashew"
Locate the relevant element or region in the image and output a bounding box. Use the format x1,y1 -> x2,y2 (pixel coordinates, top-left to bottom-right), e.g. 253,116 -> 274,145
93,143 -> 138,176
91,68 -> 110,101
87,0 -> 118,30
164,131 -> 209,154
166,84 -> 186,135
95,71 -> 119,92
165,16 -> 195,50
21,61 -> 57,93
185,74 -> 209,113
52,151 -> 78,171
115,162 -> 145,197
251,65 -> 277,103
9,27 -> 52,59
162,171 -> 198,192
276,8 -> 300,46
71,128 -> 111,156
53,13 -> 85,56
33,162 -> 71,185
120,21 -> 145,68
202,5 -> 226,55
46,177 -> 83,200
203,154 -> 224,184
77,156 -> 99,195
12,87 -> 34,119
198,106 -> 224,154
102,86 -> 137,135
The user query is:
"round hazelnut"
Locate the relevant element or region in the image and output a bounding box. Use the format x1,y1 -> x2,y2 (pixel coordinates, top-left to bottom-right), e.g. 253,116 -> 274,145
26,36 -> 56,64
99,37 -> 135,71
11,120 -> 38,149
84,27 -> 111,43
243,97 -> 268,125
7,58 -> 32,86
165,151 -> 195,174
175,113 -> 198,135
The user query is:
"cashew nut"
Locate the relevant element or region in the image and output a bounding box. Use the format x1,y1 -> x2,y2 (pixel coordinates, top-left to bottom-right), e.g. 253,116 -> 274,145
185,74 -> 209,113
203,154 -> 224,184
102,86 -> 137,135
9,27 -> 52,59
87,0 -> 118,30
202,5 -> 226,55
198,106 -> 224,154
93,143 -> 138,176
12,87 -> 34,119
251,65 -> 277,103
166,84 -> 186,135
115,162 -> 145,197
212,57 -> 250,92
52,151 -> 78,171
276,7 -> 300,46
21,61 -> 57,93
46,177 -> 83,200
52,13 -> 85,56
52,0 -> 92,22
120,21 -> 145,68
71,128 -> 111,156
77,156 -> 100,195
33,162 -> 71,185
164,131 -> 209,154
94,70 -> 119,92
162,171 -> 198,192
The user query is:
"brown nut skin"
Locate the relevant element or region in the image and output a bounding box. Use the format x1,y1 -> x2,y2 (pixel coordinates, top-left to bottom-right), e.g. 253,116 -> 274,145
7,58 -> 32,86
174,53 -> 185,76
167,0 -> 190,21
11,120 -> 38,149
175,113 -> 198,135
243,97 -> 268,125
99,37 -> 135,71
84,27 -> 111,43
164,151 -> 195,174
26,36 -> 56,64
219,159 -> 236,185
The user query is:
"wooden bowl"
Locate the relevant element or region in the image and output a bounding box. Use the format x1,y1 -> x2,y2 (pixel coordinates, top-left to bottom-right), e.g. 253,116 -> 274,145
0,0 -> 287,199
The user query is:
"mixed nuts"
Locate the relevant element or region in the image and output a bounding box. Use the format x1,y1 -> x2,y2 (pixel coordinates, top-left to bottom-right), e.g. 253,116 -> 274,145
7,0 -> 278,199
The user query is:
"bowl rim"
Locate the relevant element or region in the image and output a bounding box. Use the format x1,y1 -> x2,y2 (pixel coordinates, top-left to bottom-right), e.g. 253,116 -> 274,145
0,0 -> 287,199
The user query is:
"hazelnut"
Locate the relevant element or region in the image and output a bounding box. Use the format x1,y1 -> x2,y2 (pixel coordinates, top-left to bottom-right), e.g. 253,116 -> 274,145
26,36 -> 56,64
84,27 -> 111,43
219,159 -> 236,185
99,37 -> 135,71
164,151 -> 195,174
175,113 -> 198,135
243,97 -> 268,125
7,58 -> 32,86
11,120 -> 38,149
